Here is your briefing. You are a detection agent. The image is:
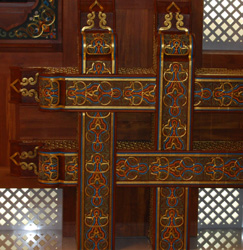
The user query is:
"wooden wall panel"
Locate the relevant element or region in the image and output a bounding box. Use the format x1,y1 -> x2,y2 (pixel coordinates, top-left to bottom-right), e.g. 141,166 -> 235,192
0,0 -> 79,167
63,0 -> 78,66
0,69 -> 8,166
19,107 -> 78,140
115,187 -> 151,237
193,113 -> 243,141
116,0 -> 154,68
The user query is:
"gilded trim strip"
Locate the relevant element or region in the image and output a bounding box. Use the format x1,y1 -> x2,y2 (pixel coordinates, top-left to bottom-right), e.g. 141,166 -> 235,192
79,112 -> 115,250
157,33 -> 193,151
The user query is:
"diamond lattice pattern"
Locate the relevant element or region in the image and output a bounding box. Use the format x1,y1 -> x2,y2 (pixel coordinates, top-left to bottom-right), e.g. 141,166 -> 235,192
196,229 -> 241,250
198,188 -> 242,228
0,231 -> 62,250
203,0 -> 243,50
0,189 -> 62,230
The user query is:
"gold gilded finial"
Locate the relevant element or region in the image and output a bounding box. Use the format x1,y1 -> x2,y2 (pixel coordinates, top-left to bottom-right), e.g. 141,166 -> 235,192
89,0 -> 104,12
82,0 -> 112,32
166,2 -> 181,12
159,2 -> 188,33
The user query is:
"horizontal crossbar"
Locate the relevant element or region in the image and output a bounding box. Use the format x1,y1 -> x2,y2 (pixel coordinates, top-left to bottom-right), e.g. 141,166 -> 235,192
116,152 -> 243,186
38,75 -> 243,111
38,151 -> 243,186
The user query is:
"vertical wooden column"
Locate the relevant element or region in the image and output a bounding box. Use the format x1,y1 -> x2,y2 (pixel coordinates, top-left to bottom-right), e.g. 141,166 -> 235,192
155,3 -> 194,246
156,187 -> 189,249
78,112 -> 115,249
78,2 -> 116,249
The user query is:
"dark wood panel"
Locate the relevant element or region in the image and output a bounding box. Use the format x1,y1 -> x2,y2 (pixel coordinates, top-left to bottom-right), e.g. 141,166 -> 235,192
63,187 -> 77,237
116,8 -> 153,68
0,70 -> 8,166
0,0 -> 79,167
63,0 -> 79,66
0,1 -> 38,31
202,52 -> 243,69
192,0 -> 203,68
0,167 -> 50,188
193,112 -> 243,141
19,106 -> 78,139
189,188 -> 199,237
116,113 -> 153,141
116,0 -> 154,9
115,187 -> 151,237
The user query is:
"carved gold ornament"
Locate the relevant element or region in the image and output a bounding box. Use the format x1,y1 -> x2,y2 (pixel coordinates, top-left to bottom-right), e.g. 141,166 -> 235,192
82,0 -> 112,32
10,146 -> 39,175
159,2 -> 188,33
11,73 -> 40,102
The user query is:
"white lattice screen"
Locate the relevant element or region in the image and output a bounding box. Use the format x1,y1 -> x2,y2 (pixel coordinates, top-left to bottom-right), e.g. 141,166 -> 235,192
0,188 -> 62,250
196,229 -> 241,250
198,188 -> 242,228
203,0 -> 243,50
0,188 -> 62,230
0,231 -> 62,250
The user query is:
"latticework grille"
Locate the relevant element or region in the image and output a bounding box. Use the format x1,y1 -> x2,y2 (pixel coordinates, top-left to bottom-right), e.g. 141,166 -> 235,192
196,229 -> 241,250
198,188 -> 242,228
0,189 -> 62,230
203,0 -> 243,50
0,230 -> 62,250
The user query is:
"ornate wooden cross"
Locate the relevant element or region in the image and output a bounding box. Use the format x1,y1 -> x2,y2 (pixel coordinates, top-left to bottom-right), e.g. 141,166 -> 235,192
9,0 -> 243,249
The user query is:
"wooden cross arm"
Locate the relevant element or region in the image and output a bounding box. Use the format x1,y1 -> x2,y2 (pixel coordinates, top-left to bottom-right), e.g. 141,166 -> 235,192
38,76 -> 156,111
37,150 -> 243,186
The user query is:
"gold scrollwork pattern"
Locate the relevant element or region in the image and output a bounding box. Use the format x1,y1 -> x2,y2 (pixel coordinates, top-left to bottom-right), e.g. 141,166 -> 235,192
162,119 -> 187,150
11,73 -> 40,102
82,32 -> 115,74
158,33 -> 193,151
64,78 -> 156,108
159,2 -> 188,33
161,62 -> 189,150
82,12 -> 96,32
80,112 -> 114,250
81,0 -> 112,32
20,146 -> 39,160
39,78 -> 61,108
38,153 -> 78,184
20,88 -> 40,102
84,208 -> 109,250
0,0 -> 58,40
157,187 -> 187,250
67,80 -> 119,106
194,79 -> 243,109
206,157 -> 243,181
164,34 -> 190,56
116,154 -> 243,183
124,81 -> 156,106
10,146 -> 39,176
98,11 -> 112,32
86,62 -> 112,75
214,82 -> 243,107
116,157 -> 149,181
86,33 -> 112,55
65,156 -> 78,181
20,73 -> 39,87
20,162 -> 38,175
81,0 -> 115,75
150,157 -> 203,181
39,154 -> 59,182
